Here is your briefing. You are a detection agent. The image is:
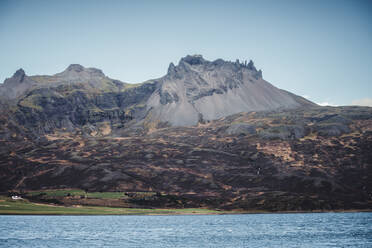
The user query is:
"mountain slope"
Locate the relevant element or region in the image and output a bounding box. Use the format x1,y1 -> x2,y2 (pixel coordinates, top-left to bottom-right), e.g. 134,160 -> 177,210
1,55 -> 370,212
0,106 -> 371,211
147,55 -> 316,126
1,64 -> 157,135
0,55 -> 316,136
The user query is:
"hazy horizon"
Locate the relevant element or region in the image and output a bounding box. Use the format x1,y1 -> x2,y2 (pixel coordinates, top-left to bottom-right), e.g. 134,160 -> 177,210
1,0 -> 371,106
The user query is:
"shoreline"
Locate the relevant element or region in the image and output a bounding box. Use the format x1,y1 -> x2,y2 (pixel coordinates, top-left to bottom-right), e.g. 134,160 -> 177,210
1,210 -> 371,216
1,196 -> 371,216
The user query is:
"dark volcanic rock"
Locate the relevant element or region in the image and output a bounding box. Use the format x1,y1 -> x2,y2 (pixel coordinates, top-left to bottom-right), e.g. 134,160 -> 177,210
226,123 -> 257,136
258,125 -> 306,140
314,123 -> 350,137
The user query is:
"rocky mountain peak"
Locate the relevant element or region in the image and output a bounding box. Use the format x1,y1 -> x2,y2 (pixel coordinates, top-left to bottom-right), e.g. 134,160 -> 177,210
146,55 -> 312,126
167,62 -> 176,74
12,68 -> 26,82
173,55 -> 262,78
179,54 -> 206,65
0,68 -> 36,99
58,64 -> 105,78
166,55 -> 262,81
0,55 -> 313,126
66,64 -> 85,72
247,60 -> 256,71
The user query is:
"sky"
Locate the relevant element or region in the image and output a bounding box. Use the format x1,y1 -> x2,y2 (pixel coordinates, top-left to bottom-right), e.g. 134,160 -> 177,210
0,0 -> 371,106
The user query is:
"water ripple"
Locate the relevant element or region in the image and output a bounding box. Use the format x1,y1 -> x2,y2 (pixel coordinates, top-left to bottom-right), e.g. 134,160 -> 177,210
0,213 -> 371,248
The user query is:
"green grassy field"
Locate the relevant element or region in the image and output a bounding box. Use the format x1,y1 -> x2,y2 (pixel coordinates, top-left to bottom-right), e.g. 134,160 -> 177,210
25,189 -> 127,199
25,189 -> 85,197
24,189 -> 157,199
0,196 -> 224,215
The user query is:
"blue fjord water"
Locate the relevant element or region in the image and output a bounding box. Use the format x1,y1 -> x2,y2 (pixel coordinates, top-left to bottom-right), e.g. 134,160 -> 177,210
0,212 -> 371,248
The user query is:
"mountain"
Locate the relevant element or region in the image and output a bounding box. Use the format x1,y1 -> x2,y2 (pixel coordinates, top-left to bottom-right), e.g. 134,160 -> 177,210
0,63 -> 156,136
0,55 -> 315,136
147,55 -> 315,126
0,55 -> 371,212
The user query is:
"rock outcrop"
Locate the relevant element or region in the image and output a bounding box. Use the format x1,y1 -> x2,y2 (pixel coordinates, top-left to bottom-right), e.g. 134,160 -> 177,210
0,69 -> 37,100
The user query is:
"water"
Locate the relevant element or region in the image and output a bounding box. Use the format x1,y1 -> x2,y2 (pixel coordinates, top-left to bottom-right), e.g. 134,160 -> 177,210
0,213 -> 371,247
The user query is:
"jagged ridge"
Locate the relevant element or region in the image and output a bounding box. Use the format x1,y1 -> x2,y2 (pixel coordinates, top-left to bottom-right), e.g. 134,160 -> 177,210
147,55 -> 315,126
0,55 -> 316,135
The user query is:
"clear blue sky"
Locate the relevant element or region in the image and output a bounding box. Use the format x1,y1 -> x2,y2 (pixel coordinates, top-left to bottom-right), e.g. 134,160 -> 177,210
1,0 -> 371,106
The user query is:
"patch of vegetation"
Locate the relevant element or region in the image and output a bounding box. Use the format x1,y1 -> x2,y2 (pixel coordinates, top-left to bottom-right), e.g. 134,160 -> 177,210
18,95 -> 43,110
86,192 -> 126,199
0,196 -> 223,215
26,189 -> 85,197
26,189 -> 155,199
123,82 -> 143,89
29,75 -> 56,84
